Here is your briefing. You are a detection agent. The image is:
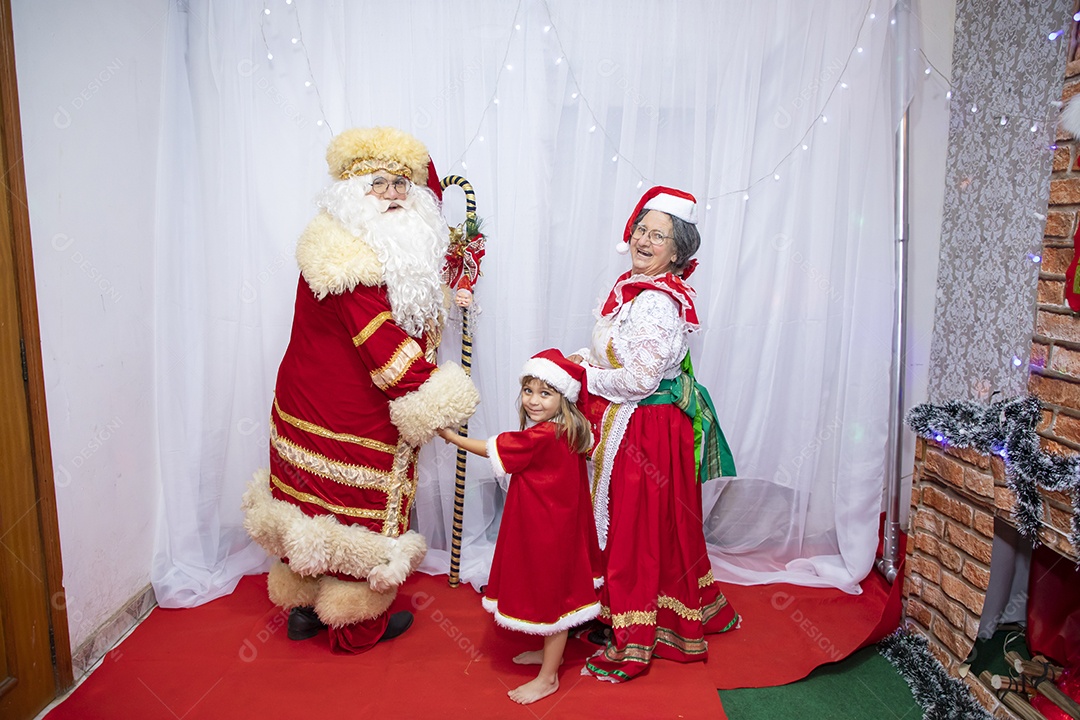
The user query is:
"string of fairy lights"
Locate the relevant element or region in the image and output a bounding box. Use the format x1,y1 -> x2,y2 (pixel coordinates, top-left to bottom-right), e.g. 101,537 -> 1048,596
256,2 -> 1075,216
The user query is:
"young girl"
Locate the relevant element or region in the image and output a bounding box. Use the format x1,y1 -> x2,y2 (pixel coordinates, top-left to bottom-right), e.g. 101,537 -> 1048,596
439,348 -> 602,705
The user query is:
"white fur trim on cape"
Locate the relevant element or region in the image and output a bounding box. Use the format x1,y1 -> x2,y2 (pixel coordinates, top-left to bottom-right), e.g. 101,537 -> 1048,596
242,470 -> 426,583
644,192 -> 697,224
267,560 -> 319,609
388,363 -> 480,446
481,597 -> 601,636
520,357 -> 580,402
296,211 -> 383,299
314,575 -> 396,627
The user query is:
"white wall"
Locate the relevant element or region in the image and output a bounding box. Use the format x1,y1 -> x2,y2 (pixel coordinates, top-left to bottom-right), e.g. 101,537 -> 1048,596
12,0 -> 168,650
903,0 -> 955,519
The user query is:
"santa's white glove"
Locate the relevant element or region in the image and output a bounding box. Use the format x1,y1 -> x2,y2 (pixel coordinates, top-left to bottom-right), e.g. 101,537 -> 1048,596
367,562 -> 406,593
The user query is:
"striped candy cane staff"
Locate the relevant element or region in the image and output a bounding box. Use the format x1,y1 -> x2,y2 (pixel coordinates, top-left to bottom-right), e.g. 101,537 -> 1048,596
439,175 -> 485,588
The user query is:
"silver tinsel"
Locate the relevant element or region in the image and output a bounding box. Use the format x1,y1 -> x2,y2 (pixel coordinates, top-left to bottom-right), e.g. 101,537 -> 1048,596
906,396 -> 1080,554
879,630 -> 995,720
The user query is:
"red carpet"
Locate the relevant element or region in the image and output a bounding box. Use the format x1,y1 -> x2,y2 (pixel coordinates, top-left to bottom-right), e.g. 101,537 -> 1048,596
45,560 -> 901,718
45,573 -> 725,720
709,565 -> 903,689
709,521 -> 906,689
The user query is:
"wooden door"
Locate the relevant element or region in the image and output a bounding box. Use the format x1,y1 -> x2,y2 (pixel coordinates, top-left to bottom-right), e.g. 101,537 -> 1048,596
0,0 -> 73,717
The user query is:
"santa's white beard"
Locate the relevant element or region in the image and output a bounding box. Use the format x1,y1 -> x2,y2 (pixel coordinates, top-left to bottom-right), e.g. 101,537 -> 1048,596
317,178 -> 449,338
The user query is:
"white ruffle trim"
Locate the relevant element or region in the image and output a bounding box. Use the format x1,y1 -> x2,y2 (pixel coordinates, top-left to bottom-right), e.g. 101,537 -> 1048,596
592,402 -> 636,550
482,597 -> 601,636
604,274 -> 698,329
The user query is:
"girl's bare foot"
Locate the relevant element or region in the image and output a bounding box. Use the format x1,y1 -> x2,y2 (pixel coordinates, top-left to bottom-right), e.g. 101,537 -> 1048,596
513,650 -> 565,665
512,650 -> 543,664
508,675 -> 559,704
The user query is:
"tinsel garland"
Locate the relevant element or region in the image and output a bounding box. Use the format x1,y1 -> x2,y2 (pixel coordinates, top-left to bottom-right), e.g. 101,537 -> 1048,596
906,396 -> 1080,553
879,630 -> 994,720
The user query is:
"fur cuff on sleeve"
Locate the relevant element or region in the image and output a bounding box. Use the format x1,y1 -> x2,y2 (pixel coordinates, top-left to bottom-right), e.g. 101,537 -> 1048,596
486,435 -> 506,477
486,435 -> 510,491
367,531 -> 428,592
388,362 -> 479,446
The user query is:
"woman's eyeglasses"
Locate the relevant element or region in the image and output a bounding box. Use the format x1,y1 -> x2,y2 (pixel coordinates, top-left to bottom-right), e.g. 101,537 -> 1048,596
631,224 -> 673,245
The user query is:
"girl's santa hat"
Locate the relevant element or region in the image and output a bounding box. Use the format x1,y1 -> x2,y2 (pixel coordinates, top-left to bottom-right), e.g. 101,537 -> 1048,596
617,186 -> 698,254
520,349 -> 586,403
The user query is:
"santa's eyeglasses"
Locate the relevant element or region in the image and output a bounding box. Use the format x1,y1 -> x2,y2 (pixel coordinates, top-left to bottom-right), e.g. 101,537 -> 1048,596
370,176 -> 412,195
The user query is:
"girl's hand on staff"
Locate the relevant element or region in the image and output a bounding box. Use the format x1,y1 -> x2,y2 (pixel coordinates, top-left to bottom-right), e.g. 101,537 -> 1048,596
438,427 -> 459,442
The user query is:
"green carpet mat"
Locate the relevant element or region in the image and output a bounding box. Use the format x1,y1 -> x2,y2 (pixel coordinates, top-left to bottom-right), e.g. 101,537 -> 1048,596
719,645 -> 922,720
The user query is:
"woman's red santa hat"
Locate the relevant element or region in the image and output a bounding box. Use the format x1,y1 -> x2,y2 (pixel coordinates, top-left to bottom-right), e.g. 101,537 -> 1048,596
617,186 -> 698,254
520,349 -> 585,403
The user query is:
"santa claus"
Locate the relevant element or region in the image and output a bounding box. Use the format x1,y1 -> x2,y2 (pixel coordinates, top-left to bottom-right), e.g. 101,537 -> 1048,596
243,126 -> 480,653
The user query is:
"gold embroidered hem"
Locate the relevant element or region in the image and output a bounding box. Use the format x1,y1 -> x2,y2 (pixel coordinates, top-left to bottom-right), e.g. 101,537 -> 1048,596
352,311 -> 393,346
656,595 -> 703,622
599,627 -> 709,665
655,626 -> 708,656
371,338 -> 423,390
271,474 -> 387,521
270,423 -> 395,491
609,608 -> 657,629
381,443 -> 418,535
274,397 -> 396,454
601,591 -> 712,628
267,440 -> 419,535
598,641 -> 654,665
701,592 -> 726,624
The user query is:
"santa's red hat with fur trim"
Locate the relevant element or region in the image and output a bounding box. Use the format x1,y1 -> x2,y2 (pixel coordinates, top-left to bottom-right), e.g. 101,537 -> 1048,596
617,186 -> 698,254
325,126 -> 443,201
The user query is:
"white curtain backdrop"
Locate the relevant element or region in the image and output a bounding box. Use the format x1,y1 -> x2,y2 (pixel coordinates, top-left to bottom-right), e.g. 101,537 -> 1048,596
151,0 -> 902,606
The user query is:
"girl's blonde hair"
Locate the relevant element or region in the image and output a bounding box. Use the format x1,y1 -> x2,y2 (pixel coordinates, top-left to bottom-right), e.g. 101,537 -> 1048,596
518,376 -> 593,455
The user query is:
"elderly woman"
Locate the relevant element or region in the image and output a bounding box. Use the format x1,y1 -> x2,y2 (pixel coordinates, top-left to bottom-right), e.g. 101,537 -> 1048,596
570,186 -> 738,683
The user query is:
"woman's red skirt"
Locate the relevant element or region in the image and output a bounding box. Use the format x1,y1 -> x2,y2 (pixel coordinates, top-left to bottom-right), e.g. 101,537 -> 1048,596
586,404 -> 738,682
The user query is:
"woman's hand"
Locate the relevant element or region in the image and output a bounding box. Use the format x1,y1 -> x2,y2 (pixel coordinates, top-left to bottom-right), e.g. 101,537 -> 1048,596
454,288 -> 473,308
567,354 -> 583,364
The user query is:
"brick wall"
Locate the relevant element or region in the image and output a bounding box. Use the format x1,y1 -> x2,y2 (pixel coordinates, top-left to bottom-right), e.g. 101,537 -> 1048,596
906,440 -> 999,668
1031,44 -> 1080,561
1037,53 -> 1080,454
906,436 -> 1078,719
903,41 -> 1080,720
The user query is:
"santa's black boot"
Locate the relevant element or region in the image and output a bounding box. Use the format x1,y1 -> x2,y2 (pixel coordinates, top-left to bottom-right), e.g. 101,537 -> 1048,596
287,606 -> 326,641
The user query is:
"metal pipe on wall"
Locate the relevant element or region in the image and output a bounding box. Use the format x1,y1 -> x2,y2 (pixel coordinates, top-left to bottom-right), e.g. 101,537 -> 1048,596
877,2 -> 911,584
